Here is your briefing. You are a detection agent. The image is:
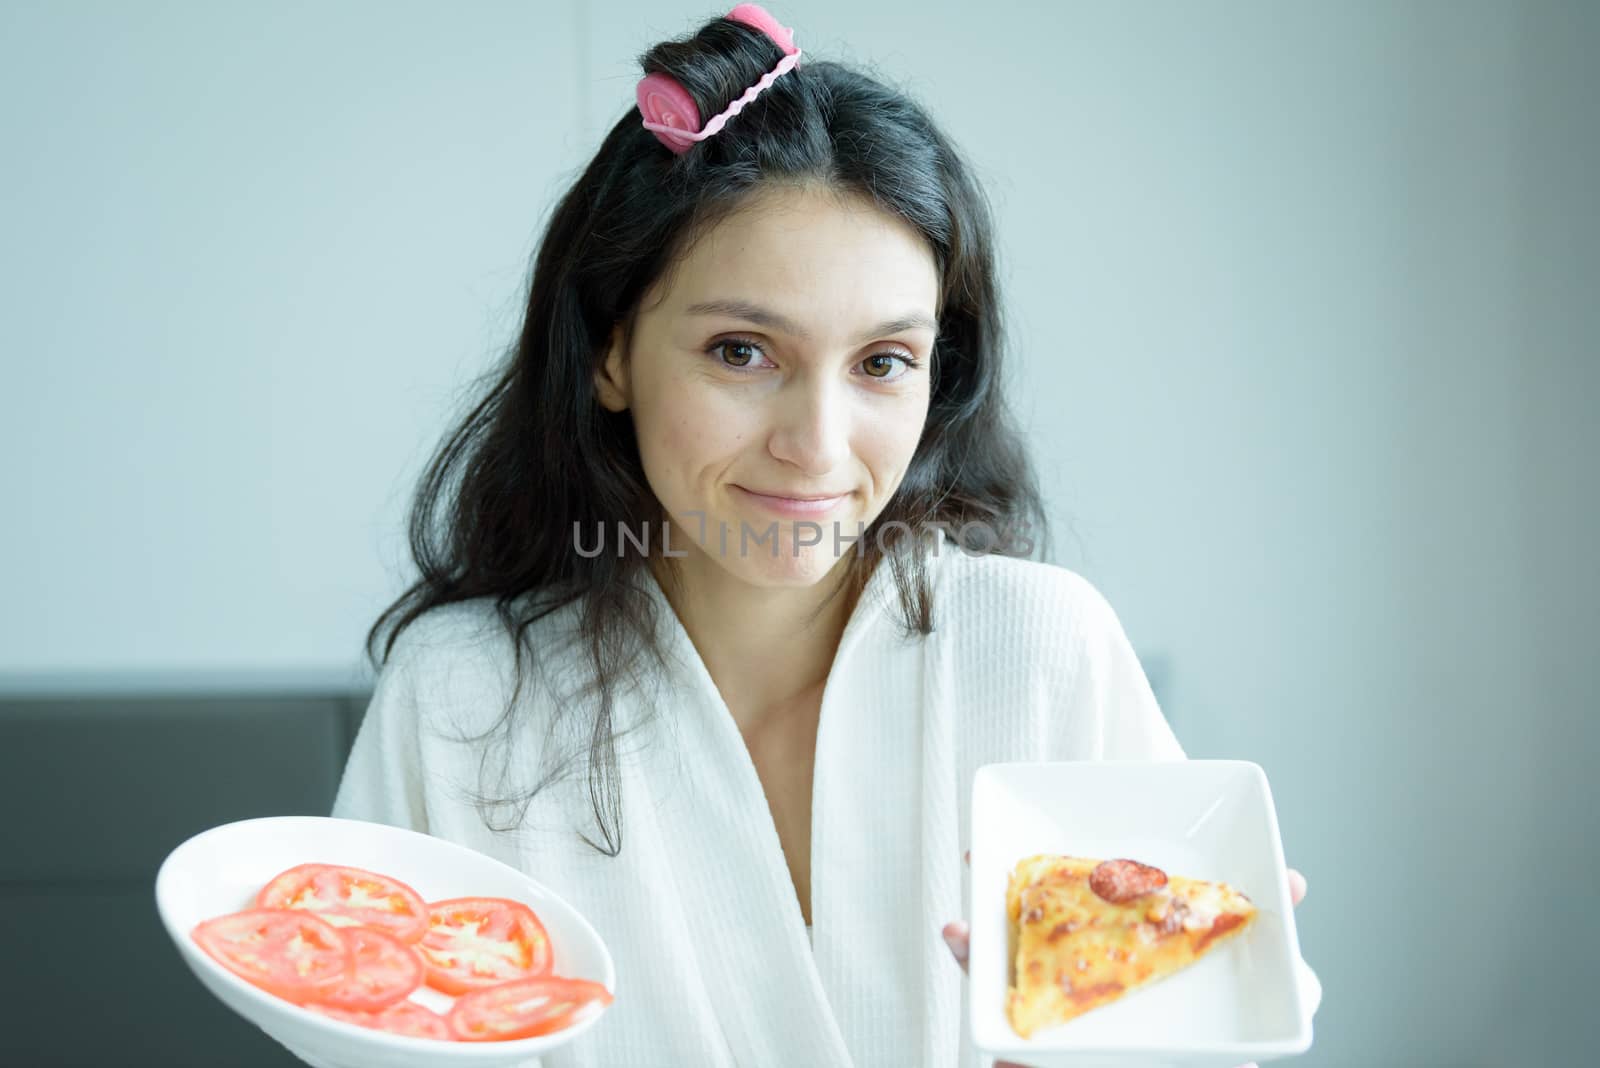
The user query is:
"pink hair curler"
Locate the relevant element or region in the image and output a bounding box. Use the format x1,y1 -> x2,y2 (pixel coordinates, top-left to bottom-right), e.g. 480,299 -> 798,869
636,3 -> 803,155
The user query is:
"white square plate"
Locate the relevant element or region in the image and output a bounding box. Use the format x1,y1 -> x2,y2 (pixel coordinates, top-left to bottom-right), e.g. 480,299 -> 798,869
969,760 -> 1313,1068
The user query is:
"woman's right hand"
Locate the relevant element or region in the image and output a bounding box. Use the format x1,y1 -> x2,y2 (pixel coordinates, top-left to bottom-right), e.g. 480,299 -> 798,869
939,914 -> 1035,1068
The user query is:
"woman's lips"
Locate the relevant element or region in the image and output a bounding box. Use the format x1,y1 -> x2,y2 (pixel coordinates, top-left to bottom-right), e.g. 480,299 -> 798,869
732,485 -> 851,517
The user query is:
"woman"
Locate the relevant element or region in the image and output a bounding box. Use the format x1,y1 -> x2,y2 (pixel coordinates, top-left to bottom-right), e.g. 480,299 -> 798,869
331,6 -> 1317,1065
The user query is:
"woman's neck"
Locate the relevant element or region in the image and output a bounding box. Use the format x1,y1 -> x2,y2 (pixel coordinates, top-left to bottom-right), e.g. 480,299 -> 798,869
649,550 -> 860,731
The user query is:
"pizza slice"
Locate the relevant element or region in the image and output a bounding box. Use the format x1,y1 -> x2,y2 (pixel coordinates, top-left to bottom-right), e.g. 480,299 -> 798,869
1005,853 -> 1257,1038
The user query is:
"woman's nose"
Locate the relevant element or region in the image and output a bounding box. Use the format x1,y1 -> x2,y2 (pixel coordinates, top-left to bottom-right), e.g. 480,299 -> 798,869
767,376 -> 850,476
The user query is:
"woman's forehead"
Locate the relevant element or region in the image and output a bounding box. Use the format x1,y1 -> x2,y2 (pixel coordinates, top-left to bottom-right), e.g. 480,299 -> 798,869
652,188 -> 939,338
677,297 -> 936,347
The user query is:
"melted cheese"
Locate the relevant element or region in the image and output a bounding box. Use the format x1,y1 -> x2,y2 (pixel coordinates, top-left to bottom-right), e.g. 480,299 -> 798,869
1177,880 -> 1230,931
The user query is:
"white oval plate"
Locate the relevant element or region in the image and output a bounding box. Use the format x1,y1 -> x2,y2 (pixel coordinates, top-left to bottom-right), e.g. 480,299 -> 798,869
155,815 -> 615,1068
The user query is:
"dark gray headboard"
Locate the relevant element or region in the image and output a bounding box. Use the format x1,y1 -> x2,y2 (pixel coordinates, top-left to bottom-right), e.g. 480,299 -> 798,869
0,691 -> 370,1067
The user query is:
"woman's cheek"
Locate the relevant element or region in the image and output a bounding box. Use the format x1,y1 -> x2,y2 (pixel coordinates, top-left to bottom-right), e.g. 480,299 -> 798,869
642,387 -> 748,502
864,397 -> 924,474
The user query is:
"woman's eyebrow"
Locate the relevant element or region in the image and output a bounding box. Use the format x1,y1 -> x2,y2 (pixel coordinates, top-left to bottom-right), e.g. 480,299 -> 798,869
684,298 -> 937,345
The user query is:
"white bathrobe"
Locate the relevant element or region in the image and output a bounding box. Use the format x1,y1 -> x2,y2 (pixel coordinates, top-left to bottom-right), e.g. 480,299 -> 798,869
331,535 -> 1320,1066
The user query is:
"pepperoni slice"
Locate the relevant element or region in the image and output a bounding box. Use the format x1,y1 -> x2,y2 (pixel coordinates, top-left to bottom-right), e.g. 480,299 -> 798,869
1089,859 -> 1168,903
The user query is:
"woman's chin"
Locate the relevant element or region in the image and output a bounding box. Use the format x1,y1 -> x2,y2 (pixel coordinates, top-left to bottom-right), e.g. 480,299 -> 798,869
664,511 -> 865,588
726,546 -> 854,589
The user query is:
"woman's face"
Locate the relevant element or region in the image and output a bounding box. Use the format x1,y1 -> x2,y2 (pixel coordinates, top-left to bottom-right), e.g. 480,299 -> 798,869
595,183 -> 939,590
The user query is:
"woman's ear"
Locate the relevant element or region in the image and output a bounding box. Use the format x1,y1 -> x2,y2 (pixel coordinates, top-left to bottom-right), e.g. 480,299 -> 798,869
593,323 -> 631,412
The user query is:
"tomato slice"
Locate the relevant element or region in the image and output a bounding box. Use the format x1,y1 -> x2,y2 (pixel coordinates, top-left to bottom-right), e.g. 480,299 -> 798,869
418,897 -> 554,995
312,1000 -> 455,1041
309,927 -> 424,1012
256,863 -> 429,944
191,908 -> 352,1004
447,976 -> 614,1042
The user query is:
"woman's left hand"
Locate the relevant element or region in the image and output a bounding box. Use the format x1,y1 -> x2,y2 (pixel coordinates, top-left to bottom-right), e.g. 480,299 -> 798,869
940,856 -> 1309,1068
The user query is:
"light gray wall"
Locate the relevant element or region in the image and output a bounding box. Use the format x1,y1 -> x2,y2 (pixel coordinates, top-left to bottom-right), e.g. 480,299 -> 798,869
2,2 -> 1593,1065
0,0 -> 590,688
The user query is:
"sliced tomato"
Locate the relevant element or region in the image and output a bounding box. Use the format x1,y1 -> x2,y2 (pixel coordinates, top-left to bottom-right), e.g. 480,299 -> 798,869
309,927 -> 424,1012
418,897 -> 553,995
191,908 -> 352,1004
447,976 -> 614,1042
256,863 -> 429,944
312,1000 -> 455,1041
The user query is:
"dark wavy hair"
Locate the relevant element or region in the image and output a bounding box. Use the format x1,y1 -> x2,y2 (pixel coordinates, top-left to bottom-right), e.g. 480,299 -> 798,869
365,10 -> 1049,855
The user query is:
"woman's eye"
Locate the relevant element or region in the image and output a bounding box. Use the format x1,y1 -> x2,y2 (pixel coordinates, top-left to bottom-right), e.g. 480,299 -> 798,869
707,337 -> 921,380
859,352 -> 920,381
861,353 -> 904,380
708,338 -> 769,370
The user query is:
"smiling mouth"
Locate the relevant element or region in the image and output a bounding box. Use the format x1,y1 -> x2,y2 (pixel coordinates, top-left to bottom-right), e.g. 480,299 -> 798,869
730,486 -> 856,517
739,488 -> 849,502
